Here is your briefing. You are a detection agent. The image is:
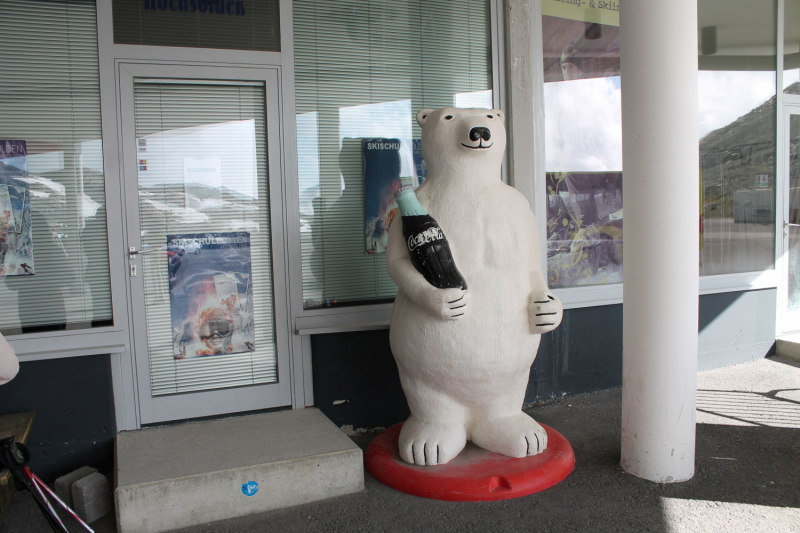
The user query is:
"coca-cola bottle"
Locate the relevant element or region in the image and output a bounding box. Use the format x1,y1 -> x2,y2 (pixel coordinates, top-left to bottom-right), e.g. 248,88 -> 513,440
394,186 -> 468,290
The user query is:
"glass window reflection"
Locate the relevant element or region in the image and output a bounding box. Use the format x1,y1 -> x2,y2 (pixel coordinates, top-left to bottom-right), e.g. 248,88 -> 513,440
542,14 -> 623,288
0,0 -> 112,335
698,0 -> 776,275
293,0 -> 492,307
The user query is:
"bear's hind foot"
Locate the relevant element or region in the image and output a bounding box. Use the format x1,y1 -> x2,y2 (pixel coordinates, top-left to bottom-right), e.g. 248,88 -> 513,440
398,417 -> 467,466
470,412 -> 548,458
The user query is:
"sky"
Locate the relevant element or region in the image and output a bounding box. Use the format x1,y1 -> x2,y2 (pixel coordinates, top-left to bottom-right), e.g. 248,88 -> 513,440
543,70 -> 778,172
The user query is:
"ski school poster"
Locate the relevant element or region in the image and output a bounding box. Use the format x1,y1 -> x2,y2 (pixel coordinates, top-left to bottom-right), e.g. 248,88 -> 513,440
167,232 -> 255,359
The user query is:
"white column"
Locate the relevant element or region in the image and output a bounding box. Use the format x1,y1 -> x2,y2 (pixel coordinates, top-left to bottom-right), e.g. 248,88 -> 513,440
619,0 -> 700,483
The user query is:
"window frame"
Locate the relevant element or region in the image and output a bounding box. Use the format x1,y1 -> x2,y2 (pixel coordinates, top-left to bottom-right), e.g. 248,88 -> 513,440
288,0 -> 506,333
294,0 -> 787,330
6,0 -> 129,361
531,0 -> 783,311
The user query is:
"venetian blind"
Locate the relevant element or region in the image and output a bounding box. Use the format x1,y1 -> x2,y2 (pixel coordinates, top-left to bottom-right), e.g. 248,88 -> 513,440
0,0 -> 112,335
133,80 -> 277,396
293,0 -> 492,308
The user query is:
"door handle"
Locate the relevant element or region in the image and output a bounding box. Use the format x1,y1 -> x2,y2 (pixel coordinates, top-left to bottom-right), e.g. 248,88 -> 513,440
128,247 -> 161,257
784,221 -> 800,236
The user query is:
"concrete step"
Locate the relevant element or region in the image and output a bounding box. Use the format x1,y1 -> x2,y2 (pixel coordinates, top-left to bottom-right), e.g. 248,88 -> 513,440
776,333 -> 800,362
115,408 -> 363,533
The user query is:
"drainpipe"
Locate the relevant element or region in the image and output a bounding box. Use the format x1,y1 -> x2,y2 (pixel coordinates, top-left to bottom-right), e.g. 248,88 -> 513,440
619,0 -> 700,483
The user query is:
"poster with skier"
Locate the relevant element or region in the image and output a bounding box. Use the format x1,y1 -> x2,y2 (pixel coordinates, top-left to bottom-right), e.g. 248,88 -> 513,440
0,140 -> 34,277
167,232 -> 255,359
363,138 -> 426,254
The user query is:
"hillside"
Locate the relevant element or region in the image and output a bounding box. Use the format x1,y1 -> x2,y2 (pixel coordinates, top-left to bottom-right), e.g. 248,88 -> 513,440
699,81 -> 799,218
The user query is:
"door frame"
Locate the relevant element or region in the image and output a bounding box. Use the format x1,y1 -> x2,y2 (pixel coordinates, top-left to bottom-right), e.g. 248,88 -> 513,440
117,62 -> 293,424
779,103 -> 800,334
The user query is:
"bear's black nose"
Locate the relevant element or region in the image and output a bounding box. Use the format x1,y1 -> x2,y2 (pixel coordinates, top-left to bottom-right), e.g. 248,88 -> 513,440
469,127 -> 491,142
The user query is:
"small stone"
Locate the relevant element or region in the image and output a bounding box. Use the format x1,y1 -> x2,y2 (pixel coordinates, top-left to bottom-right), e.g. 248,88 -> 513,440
71,472 -> 113,524
54,466 -> 97,508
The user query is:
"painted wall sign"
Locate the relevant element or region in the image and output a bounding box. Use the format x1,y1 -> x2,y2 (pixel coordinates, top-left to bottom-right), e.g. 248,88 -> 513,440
113,0 -> 280,51
143,0 -> 247,16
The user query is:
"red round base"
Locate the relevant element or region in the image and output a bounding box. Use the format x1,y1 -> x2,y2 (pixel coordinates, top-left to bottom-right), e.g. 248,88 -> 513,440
365,423 -> 575,501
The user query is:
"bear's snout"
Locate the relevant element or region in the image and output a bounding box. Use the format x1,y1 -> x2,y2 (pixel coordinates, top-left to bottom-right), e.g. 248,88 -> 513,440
469,127 -> 491,142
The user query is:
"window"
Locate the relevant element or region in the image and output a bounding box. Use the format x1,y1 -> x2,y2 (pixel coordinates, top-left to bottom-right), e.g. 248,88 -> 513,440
698,0 -> 776,275
541,4 -> 622,289
0,0 -> 112,335
293,0 -> 493,308
541,0 -> 778,289
132,80 -> 277,395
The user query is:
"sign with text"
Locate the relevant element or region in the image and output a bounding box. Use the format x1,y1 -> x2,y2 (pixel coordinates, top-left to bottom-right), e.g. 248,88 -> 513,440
112,0 -> 280,51
542,0 -> 619,26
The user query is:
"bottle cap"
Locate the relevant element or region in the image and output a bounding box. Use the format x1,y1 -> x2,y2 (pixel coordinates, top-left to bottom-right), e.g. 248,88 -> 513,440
394,185 -> 413,198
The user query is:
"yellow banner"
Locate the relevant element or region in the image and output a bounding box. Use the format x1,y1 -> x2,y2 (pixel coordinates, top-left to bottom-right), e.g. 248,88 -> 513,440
542,0 -> 620,27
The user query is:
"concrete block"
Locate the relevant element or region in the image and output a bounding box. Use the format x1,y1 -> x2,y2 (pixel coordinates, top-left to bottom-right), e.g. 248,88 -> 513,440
54,466 -> 97,508
72,472 -> 113,524
115,408 -> 364,533
777,334 -> 800,362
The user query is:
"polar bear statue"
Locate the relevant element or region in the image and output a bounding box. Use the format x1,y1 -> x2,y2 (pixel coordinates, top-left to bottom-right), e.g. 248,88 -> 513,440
0,332 -> 18,386
386,107 -> 563,466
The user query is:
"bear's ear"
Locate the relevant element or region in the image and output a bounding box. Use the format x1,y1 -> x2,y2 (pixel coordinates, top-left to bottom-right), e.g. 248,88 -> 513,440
416,109 -> 434,127
493,110 -> 505,122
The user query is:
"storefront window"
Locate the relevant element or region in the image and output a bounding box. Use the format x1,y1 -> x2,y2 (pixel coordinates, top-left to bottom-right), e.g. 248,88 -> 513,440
698,0 -> 776,275
0,0 -> 112,335
542,0 -> 777,288
541,3 -> 622,288
293,0 -> 492,307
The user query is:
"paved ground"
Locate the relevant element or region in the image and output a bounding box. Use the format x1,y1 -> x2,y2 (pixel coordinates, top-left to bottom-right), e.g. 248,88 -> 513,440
2,356 -> 799,533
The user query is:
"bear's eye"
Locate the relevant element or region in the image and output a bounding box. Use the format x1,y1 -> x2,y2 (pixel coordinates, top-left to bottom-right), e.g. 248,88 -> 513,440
444,115 -> 453,120
422,114 -> 427,119
487,115 -> 493,118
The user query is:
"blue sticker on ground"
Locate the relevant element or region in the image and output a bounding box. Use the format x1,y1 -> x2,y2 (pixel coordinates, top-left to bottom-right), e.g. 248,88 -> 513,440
241,481 -> 259,497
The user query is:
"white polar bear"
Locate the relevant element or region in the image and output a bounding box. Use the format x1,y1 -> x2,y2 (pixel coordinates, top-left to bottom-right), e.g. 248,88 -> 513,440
386,107 -> 563,466
0,333 -> 18,386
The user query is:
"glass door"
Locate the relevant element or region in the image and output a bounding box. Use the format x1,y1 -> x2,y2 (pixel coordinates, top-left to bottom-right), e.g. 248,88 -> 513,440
118,63 -> 291,424
782,106 -> 800,333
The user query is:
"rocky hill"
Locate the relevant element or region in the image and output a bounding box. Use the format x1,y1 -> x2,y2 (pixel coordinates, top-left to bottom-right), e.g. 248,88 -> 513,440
699,81 -> 799,218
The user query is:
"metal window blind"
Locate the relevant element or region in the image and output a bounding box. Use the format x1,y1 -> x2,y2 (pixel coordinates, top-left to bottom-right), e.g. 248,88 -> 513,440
293,0 -> 492,307
0,0 -> 112,335
133,81 -> 277,396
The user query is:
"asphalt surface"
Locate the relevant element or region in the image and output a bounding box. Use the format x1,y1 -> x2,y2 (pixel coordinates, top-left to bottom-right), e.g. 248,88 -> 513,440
2,356 -> 799,533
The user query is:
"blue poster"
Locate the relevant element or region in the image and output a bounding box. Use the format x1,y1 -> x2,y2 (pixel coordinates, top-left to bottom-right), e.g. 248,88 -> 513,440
0,140 -> 34,277
413,139 -> 427,186
168,232 -> 255,359
363,138 -> 426,254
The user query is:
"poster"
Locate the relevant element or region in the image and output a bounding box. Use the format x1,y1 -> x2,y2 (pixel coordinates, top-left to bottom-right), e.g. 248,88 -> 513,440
363,138 -> 426,254
546,172 -> 623,288
168,232 -> 255,359
0,140 -> 34,277
0,186 -> 13,232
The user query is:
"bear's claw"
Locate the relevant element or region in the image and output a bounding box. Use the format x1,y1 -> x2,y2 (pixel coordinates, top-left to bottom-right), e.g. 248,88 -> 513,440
398,418 -> 467,465
470,412 -> 549,458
